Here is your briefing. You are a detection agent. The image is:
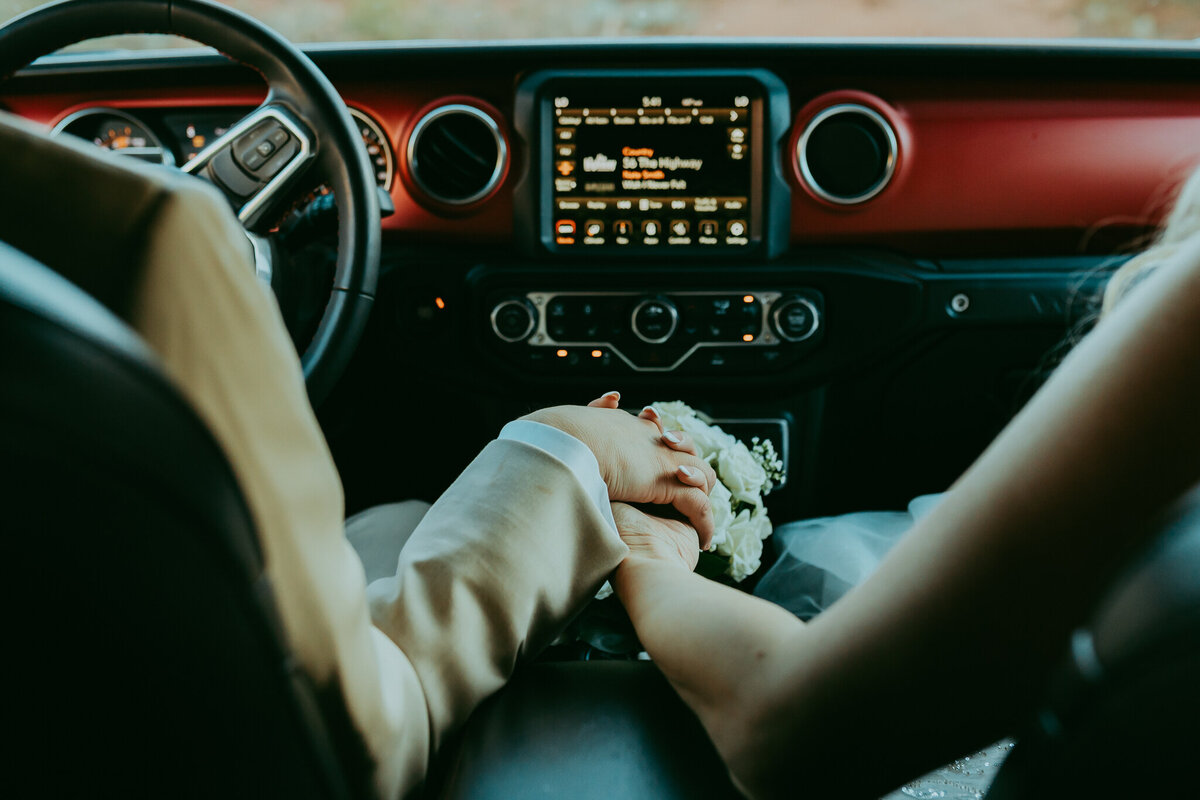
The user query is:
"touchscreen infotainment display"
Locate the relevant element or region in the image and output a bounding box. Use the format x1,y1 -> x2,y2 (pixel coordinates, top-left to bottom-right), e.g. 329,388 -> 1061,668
540,78 -> 763,252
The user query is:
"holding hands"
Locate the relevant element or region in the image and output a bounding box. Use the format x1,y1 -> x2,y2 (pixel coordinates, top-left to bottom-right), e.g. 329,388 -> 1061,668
523,391 -> 711,551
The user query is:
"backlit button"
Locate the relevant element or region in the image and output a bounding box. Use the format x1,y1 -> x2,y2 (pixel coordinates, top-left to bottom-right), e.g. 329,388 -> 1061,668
584,220 -> 604,237
727,219 -> 747,237
613,220 -> 633,237
642,220 -> 661,239
669,220 -> 690,237
699,220 -> 718,237
556,220 -> 577,236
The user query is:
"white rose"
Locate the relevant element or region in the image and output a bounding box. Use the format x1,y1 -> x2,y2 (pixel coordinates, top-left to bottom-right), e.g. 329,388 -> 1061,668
747,505 -> 773,540
723,508 -> 765,582
654,400 -> 697,433
717,442 -> 768,507
679,415 -> 737,461
707,479 -> 734,550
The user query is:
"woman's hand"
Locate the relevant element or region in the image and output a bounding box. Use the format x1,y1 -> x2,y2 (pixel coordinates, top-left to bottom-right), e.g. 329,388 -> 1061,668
611,502 -> 700,572
523,395 -> 718,546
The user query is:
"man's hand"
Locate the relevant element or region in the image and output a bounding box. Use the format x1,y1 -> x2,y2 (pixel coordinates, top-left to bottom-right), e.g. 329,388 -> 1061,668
523,394 -> 717,546
611,502 -> 701,572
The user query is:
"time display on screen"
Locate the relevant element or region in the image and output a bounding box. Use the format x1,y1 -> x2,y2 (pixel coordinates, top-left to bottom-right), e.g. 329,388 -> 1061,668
545,82 -> 759,250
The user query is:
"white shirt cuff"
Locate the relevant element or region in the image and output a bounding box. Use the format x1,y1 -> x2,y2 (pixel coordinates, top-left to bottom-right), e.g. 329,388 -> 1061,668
498,419 -> 619,536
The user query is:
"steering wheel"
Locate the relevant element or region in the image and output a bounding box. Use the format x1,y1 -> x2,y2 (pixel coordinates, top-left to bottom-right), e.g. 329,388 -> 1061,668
0,0 -> 379,406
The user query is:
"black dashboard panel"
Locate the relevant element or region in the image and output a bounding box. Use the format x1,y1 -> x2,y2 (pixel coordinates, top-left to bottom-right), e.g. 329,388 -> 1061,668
3,39 -> 1198,519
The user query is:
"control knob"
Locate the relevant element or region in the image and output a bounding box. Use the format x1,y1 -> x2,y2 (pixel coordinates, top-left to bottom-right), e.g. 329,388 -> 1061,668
490,297 -> 538,343
631,297 -> 678,344
771,296 -> 820,342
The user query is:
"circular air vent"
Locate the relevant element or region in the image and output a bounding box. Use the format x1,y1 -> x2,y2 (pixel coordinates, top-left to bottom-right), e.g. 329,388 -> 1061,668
406,104 -> 506,206
797,104 -> 897,205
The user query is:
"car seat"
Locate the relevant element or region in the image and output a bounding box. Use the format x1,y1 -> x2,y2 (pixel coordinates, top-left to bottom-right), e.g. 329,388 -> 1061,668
985,493 -> 1200,798
0,239 -> 368,798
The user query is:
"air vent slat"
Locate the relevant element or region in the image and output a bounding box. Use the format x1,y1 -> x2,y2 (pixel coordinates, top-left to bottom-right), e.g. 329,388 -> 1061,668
407,104 -> 506,206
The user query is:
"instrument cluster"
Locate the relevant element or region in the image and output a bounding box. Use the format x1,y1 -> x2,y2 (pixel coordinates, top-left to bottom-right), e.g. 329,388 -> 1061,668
51,104 -> 395,190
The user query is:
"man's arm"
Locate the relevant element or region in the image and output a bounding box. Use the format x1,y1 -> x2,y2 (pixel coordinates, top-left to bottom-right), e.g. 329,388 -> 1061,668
365,437 -> 627,752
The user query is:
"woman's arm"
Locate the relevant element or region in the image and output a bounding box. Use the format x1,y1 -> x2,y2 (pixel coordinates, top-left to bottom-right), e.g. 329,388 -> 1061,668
615,237 -> 1200,798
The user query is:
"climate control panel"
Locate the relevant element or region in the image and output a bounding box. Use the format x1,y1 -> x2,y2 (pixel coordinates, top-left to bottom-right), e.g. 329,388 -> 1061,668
486,289 -> 823,373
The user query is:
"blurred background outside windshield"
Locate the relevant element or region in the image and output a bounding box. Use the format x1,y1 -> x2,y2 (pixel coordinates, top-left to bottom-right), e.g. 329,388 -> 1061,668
1,0 -> 1198,47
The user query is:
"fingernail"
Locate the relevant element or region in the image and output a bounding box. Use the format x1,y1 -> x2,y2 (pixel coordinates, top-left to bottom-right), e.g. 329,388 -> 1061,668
603,390 -> 621,401
641,405 -> 660,418
678,465 -> 695,478
663,431 -> 681,444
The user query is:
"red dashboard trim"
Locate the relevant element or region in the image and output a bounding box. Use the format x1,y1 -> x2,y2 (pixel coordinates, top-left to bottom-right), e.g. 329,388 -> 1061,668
7,76 -> 1200,256
787,84 -> 1200,253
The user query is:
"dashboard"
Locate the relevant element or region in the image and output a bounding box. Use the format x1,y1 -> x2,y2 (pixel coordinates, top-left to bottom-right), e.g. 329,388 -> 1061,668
5,39 -> 1200,519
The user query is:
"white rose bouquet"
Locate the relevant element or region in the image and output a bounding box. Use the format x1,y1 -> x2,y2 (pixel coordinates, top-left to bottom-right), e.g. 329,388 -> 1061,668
654,401 -> 784,582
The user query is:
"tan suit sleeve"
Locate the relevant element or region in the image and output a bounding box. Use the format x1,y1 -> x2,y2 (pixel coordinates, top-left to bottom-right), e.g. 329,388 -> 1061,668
0,114 -> 626,800
366,439 -> 629,749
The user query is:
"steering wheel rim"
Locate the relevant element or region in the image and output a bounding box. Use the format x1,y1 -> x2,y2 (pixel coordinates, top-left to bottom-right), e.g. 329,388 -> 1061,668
0,0 -> 380,406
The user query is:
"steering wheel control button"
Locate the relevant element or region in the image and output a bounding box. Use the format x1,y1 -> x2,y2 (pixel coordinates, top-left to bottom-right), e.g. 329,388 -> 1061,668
772,297 -> 820,342
491,299 -> 538,343
231,121 -> 301,180
632,298 -> 679,344
210,148 -> 263,198
949,293 -> 971,315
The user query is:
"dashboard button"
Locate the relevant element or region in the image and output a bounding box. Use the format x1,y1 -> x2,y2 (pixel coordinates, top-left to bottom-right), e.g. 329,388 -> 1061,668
490,298 -> 538,343
631,298 -> 678,344
641,220 -> 661,240
669,220 -> 690,237
727,219 -> 747,237
698,220 -> 718,237
771,297 -> 820,342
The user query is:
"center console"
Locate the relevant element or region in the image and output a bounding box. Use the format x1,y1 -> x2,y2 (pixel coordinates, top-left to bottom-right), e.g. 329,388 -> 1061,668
494,69 -> 808,374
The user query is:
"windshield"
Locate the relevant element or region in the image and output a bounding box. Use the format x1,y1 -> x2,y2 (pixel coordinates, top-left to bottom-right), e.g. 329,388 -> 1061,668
3,0 -> 1199,45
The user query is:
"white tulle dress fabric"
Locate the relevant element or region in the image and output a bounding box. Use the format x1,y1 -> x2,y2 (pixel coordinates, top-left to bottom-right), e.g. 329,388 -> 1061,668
754,494 -> 945,620
754,493 -> 1015,798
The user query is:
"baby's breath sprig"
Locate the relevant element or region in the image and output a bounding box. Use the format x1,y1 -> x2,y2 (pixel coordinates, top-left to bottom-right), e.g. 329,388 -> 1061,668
750,436 -> 785,492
